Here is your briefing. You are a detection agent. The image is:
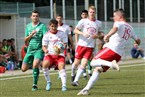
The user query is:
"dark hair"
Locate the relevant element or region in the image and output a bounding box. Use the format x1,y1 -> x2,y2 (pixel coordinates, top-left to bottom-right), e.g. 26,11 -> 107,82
56,14 -> 63,18
81,10 -> 88,14
7,39 -> 12,43
69,25 -> 73,28
2,39 -> 7,42
32,10 -> 40,15
11,38 -> 15,41
114,8 -> 125,18
49,19 -> 58,25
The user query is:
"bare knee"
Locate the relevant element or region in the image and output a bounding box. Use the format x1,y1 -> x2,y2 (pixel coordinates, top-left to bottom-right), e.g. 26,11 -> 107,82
21,68 -> 27,72
94,67 -> 103,73
21,64 -> 29,72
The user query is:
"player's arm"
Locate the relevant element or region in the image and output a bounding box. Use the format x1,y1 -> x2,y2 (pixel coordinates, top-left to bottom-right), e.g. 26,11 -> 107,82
75,33 -> 79,44
24,30 -> 37,42
42,34 -> 49,54
68,34 -> 75,50
104,26 -> 118,42
91,33 -> 98,39
74,27 -> 90,38
42,45 -> 48,55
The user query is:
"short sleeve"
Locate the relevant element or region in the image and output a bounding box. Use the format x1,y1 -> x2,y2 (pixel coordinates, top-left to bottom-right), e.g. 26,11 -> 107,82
76,19 -> 84,30
42,34 -> 49,46
42,24 -> 48,35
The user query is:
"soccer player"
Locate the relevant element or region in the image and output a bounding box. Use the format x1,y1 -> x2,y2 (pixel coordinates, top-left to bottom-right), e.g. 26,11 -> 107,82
56,14 -> 75,62
77,9 -> 141,95
21,10 -> 48,91
75,9 -> 93,80
97,31 -> 105,51
42,19 -> 68,92
71,6 -> 102,86
67,25 -> 75,64
75,10 -> 88,44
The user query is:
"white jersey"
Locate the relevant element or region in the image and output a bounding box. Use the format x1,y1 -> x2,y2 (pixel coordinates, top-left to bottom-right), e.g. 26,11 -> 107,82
104,21 -> 138,56
76,18 -> 102,48
57,24 -> 71,36
42,30 -> 68,56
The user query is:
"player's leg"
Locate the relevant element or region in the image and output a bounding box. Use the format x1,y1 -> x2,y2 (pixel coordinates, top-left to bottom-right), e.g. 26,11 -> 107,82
72,47 -> 93,86
58,56 -> 67,91
67,47 -> 73,64
71,45 -> 82,82
77,66 -> 103,95
87,60 -> 92,77
42,55 -> 52,91
91,58 -> 120,71
21,53 -> 33,72
91,48 -> 121,71
71,58 -> 81,82
83,67 -> 87,80
72,58 -> 88,86
31,51 -> 43,91
32,58 -> 41,91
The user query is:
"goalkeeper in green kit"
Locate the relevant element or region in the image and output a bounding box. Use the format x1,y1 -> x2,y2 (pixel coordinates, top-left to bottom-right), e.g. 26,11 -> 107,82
21,10 -> 47,91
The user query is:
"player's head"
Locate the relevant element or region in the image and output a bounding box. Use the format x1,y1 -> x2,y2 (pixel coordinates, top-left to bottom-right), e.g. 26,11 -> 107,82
81,10 -> 88,19
113,9 -> 125,22
56,14 -> 63,24
88,6 -> 96,19
31,10 -> 40,23
49,19 -> 58,33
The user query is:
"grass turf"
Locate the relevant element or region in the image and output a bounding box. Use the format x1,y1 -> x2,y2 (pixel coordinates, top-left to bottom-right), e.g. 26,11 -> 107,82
0,63 -> 145,97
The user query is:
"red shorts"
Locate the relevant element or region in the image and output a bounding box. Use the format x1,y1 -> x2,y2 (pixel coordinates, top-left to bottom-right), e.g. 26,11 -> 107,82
64,49 -> 67,56
43,55 -> 65,70
94,47 -> 121,72
75,45 -> 93,60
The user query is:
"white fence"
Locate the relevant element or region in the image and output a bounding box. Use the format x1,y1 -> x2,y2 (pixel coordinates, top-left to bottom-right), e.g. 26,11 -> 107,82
16,17 -> 145,60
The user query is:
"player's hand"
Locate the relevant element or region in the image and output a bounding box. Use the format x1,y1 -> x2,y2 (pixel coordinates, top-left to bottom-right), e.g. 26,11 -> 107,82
44,50 -> 48,56
83,33 -> 90,38
91,34 -> 98,39
104,35 -> 109,43
54,45 -> 61,56
31,30 -> 37,35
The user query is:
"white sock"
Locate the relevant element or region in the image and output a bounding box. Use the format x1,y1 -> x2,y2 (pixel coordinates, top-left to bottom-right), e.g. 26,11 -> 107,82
88,70 -> 91,74
59,69 -> 67,87
71,63 -> 76,76
69,59 -> 72,64
43,68 -> 51,83
74,65 -> 84,82
91,58 -> 113,68
83,70 -> 100,90
58,70 -> 60,78
83,73 -> 87,76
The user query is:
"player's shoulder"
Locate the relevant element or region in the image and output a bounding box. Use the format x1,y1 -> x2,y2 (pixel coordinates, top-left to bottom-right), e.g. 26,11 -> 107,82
39,22 -> 46,26
57,30 -> 64,34
62,24 -> 69,28
44,31 -> 50,36
95,19 -> 102,24
26,22 -> 32,27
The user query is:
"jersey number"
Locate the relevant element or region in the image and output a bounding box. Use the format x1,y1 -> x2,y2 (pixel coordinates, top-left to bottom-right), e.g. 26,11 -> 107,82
122,28 -> 131,40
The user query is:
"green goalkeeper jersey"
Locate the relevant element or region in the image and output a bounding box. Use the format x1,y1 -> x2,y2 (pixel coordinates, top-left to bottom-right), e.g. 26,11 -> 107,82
25,22 -> 47,53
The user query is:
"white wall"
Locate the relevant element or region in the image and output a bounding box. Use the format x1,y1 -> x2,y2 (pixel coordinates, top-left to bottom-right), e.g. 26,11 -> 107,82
0,15 -> 16,41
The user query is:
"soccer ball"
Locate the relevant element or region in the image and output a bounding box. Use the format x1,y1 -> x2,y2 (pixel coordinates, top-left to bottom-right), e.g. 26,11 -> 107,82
53,41 -> 65,55
54,41 -> 65,50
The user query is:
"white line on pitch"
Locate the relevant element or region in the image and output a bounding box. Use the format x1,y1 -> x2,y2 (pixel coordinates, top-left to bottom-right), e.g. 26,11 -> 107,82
0,63 -> 144,81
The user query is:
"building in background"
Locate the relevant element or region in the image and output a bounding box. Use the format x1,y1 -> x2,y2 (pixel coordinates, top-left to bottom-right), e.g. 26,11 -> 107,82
0,0 -> 145,60
1,0 -> 145,22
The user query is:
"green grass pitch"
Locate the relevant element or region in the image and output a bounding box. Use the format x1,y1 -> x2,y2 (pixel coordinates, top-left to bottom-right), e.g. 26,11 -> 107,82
0,63 -> 145,97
